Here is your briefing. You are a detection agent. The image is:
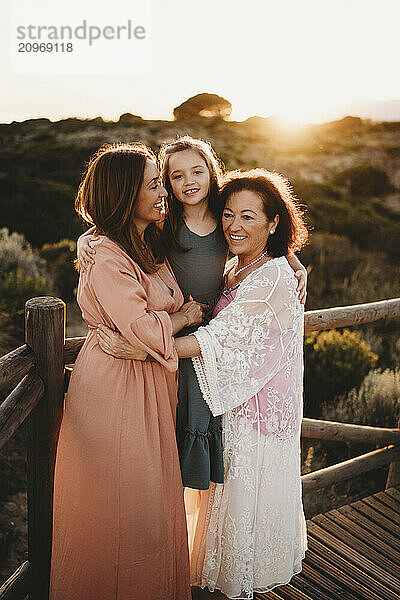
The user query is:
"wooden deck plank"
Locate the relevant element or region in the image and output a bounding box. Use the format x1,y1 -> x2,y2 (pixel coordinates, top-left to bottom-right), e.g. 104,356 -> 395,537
256,583 -> 313,600
361,496 -> 400,524
324,510 -> 400,561
256,487 -> 400,600
300,562 -> 356,600
254,589 -> 286,600
385,487 -> 400,503
350,500 -> 400,536
256,579 -> 318,600
311,514 -> 400,577
373,490 -> 400,512
304,548 -> 385,600
306,536 -> 396,600
306,520 -> 400,594
337,504 -> 400,552
283,573 -> 333,600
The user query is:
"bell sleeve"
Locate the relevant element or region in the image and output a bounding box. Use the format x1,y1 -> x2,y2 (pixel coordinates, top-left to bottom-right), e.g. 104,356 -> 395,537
192,261 -> 303,415
86,239 -> 178,371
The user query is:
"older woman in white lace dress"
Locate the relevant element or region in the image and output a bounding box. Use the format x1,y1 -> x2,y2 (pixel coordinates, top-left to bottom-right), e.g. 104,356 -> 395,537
97,169 -> 309,599
173,169 -> 309,599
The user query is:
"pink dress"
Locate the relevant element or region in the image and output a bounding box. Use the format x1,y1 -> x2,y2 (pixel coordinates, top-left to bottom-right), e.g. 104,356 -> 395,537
50,236 -> 191,600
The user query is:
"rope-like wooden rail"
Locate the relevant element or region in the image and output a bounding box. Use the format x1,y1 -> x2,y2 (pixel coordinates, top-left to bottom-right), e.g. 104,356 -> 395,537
63,298 -> 400,364
0,561 -> 30,600
63,336 -> 85,364
0,345 -> 36,395
302,445 -> 400,493
302,418 -> 400,445
0,371 -> 44,449
304,297 -> 400,332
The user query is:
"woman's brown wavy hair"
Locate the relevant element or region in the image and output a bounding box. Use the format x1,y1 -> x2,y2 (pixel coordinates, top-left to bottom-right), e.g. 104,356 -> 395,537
75,143 -> 165,273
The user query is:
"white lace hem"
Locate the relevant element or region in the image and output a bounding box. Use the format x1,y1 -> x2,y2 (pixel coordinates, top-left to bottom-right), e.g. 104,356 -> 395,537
192,552 -> 306,599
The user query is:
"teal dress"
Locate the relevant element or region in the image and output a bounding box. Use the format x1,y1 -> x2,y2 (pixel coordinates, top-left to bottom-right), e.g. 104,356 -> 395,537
168,220 -> 227,489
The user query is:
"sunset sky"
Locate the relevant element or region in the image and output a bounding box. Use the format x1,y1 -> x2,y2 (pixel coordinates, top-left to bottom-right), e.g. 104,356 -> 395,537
1,0 -> 400,124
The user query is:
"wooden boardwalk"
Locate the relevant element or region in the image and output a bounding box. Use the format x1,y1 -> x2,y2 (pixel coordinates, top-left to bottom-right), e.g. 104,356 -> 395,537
255,486 -> 400,600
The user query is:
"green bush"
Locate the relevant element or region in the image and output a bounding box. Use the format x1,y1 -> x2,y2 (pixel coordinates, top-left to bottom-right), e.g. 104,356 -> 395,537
293,180 -> 342,202
0,176 -> 83,248
0,228 -> 46,278
333,165 -> 395,197
0,427 -> 27,502
299,232 -> 400,373
321,368 -> 400,428
0,269 -> 52,340
303,194 -> 400,261
0,428 -> 27,580
292,178 -> 400,262
304,329 -> 378,417
0,229 -> 53,346
0,491 -> 27,582
40,239 -> 78,301
299,232 -> 400,310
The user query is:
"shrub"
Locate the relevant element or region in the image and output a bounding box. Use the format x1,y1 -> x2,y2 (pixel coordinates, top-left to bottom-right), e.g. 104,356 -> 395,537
299,232 -> 400,373
0,491 -> 27,582
0,270 -> 52,340
333,165 -> 395,197
321,368 -> 400,428
299,196 -> 400,262
299,232 -> 400,310
0,229 -> 53,345
0,177 -> 82,249
293,180 -> 342,202
0,429 -> 27,580
40,239 -> 77,301
0,228 -> 47,278
292,178 -> 400,263
304,329 -> 378,417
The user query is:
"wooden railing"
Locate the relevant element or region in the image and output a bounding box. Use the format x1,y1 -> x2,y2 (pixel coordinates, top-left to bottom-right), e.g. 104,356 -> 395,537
1,296 -> 400,600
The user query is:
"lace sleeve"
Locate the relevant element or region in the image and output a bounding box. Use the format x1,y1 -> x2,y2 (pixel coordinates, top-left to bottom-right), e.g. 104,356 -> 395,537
192,260 -> 303,416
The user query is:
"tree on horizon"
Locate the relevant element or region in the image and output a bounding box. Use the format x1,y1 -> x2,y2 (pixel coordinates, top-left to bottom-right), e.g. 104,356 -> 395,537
173,93 -> 232,120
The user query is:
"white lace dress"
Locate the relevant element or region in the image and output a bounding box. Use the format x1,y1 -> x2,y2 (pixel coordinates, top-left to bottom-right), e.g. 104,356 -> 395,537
190,256 -> 307,599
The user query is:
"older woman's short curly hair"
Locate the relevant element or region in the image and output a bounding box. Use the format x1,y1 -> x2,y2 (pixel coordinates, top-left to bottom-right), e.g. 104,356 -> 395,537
220,169 -> 309,257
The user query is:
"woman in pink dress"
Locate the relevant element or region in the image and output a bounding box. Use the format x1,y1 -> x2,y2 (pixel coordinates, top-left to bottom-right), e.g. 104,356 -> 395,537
49,143 -> 205,600
97,168 -> 309,599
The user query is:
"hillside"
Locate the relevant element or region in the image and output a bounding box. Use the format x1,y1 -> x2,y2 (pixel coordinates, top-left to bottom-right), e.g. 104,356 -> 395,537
0,114 -> 399,299
1,114 -> 400,245
1,113 -> 400,362
1,114 -> 400,580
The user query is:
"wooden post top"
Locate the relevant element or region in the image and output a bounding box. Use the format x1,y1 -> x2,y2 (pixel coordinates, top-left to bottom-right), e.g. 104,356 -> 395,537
26,297 -> 65,310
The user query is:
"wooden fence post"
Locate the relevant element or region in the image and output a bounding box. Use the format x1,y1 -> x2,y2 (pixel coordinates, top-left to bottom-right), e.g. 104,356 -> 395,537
385,417 -> 400,489
25,297 -> 65,600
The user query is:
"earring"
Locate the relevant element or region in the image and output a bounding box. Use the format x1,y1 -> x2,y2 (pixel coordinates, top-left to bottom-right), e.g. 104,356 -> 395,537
270,230 -> 274,235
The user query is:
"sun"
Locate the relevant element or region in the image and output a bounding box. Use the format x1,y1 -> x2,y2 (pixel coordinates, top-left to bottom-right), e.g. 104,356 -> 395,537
271,115 -> 309,131
278,113 -> 311,128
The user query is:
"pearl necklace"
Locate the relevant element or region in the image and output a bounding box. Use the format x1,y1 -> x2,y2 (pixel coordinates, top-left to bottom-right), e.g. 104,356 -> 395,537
233,250 -> 269,277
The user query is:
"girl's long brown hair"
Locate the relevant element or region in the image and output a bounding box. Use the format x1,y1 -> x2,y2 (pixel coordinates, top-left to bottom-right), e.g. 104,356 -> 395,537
75,143 -> 165,273
159,136 -> 224,252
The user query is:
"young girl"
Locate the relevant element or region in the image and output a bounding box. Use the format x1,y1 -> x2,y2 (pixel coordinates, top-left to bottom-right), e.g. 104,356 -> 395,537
78,137 -> 307,498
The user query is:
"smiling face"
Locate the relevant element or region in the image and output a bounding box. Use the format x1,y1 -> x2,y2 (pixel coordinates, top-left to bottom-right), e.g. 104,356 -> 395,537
167,149 -> 211,206
133,159 -> 167,235
222,190 -> 279,260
